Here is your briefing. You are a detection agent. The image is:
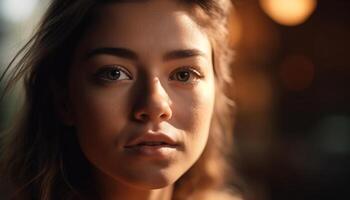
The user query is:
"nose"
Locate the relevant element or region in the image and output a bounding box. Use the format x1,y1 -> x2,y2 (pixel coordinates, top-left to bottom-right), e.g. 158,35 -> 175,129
133,77 -> 172,123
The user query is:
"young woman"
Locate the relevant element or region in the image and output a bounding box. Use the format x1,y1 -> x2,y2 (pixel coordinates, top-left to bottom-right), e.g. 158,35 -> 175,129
0,0 -> 238,199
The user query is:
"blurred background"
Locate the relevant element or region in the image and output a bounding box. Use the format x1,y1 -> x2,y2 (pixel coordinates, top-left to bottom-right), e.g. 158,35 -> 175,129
0,0 -> 349,200
230,0 -> 350,199
0,0 -> 49,126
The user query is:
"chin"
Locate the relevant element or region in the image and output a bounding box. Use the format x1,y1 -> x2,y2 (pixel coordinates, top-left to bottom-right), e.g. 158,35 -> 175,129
122,170 -> 180,190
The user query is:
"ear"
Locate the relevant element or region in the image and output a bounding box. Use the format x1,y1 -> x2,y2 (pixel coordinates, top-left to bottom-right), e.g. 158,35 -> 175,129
52,84 -> 75,126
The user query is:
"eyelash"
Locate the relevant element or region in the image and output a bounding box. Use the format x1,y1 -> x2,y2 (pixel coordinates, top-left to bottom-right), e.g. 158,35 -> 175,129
94,65 -> 203,84
94,65 -> 132,82
169,66 -> 204,83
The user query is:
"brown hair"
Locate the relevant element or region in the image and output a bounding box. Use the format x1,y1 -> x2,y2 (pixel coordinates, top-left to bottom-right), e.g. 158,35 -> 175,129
0,0 -> 235,199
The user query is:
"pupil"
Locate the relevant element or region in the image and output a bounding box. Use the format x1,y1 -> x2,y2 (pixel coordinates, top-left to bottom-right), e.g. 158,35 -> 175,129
109,69 -> 120,80
177,71 -> 190,81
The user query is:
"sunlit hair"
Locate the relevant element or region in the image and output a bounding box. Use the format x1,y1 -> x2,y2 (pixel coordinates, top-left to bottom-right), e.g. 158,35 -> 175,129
0,0 -> 235,199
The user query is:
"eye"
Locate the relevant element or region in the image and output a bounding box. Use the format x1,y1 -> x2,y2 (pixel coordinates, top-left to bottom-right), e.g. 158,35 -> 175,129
95,65 -> 132,81
169,67 -> 203,83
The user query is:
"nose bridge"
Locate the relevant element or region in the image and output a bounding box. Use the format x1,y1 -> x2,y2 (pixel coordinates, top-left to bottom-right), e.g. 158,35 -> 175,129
149,77 -> 168,102
133,74 -> 172,123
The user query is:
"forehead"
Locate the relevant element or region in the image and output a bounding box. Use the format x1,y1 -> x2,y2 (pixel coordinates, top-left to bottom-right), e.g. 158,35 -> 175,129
76,0 -> 211,60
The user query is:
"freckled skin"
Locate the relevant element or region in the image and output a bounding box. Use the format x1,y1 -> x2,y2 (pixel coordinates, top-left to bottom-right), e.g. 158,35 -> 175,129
66,0 -> 215,199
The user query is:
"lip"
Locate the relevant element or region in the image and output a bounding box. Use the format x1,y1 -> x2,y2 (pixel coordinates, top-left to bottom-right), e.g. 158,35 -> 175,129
124,132 -> 179,148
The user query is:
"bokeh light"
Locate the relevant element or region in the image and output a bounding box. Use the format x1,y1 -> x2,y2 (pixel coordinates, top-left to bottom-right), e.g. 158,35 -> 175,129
236,70 -> 273,114
259,0 -> 317,26
314,115 -> 350,155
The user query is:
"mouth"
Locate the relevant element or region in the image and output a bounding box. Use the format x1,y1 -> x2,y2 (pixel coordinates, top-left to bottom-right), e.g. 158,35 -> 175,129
124,132 -> 180,157
124,132 -> 179,148
129,141 -> 176,147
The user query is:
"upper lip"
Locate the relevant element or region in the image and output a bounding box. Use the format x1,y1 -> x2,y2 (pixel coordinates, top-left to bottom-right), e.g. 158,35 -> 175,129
124,132 -> 178,148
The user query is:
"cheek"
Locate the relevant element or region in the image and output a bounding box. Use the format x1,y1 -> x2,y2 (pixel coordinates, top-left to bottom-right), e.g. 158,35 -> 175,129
172,79 -> 216,156
68,80 -> 132,155
72,89 -> 127,132
176,76 -> 215,125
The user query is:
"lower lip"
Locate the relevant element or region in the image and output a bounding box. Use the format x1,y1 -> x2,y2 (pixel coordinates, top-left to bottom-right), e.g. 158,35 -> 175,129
125,145 -> 178,158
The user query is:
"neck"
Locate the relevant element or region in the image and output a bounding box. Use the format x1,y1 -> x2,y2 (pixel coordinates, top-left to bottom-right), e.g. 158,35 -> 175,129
101,185 -> 174,200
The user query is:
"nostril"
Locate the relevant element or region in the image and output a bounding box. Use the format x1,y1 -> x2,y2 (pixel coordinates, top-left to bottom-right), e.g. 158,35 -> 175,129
133,99 -> 172,122
138,113 -> 149,121
160,113 -> 167,120
134,111 -> 171,122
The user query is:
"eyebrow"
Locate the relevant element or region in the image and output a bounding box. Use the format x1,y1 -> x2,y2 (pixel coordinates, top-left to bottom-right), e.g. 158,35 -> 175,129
86,47 -> 138,60
85,47 -> 206,61
163,49 -> 205,61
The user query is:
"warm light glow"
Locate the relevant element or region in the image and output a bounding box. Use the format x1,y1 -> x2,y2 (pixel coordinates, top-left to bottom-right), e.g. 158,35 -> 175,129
228,8 -> 242,48
0,0 -> 39,23
259,0 -> 317,26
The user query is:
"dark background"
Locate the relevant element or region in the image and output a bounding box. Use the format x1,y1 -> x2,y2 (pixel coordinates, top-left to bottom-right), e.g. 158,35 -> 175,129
232,0 -> 350,199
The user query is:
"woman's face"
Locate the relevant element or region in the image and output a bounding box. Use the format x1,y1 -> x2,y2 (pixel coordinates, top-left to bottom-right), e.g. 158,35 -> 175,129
66,0 -> 215,190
